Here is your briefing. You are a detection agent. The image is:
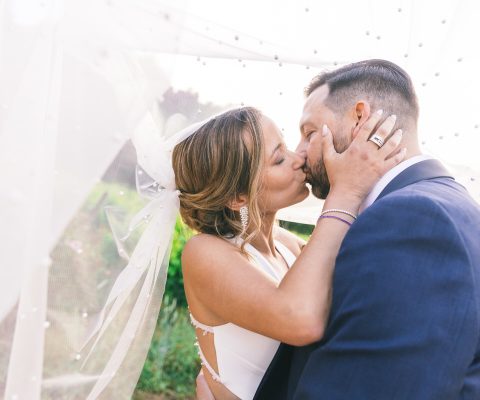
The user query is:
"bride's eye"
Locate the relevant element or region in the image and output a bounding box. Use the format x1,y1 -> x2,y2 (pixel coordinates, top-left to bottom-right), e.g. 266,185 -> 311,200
275,157 -> 285,165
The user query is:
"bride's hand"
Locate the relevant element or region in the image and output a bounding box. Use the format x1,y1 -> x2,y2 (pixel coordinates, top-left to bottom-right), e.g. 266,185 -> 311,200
322,110 -> 406,203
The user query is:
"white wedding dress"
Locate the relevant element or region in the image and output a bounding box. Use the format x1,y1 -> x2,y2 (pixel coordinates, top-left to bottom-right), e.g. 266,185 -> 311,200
190,239 -> 296,400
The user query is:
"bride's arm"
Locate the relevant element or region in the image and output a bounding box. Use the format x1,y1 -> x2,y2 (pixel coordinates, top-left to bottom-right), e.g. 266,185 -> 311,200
183,112 -> 405,346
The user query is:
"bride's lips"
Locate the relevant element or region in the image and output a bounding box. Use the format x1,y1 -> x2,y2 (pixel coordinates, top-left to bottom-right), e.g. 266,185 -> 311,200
302,167 -> 311,182
298,170 -> 307,182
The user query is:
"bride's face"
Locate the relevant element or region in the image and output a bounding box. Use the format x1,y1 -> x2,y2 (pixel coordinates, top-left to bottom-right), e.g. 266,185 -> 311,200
257,115 -> 309,213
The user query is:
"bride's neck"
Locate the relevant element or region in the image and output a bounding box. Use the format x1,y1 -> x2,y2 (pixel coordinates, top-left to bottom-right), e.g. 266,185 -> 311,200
247,211 -> 277,255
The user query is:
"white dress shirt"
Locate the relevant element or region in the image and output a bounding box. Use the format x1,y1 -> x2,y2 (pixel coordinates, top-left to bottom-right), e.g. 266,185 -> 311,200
359,154 -> 433,213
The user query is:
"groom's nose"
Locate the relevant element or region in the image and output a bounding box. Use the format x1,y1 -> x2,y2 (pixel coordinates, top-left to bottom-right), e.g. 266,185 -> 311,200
295,141 -> 307,158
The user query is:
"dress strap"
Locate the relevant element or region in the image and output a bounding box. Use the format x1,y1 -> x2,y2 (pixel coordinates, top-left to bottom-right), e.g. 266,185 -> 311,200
274,240 -> 296,268
190,313 -> 214,335
194,341 -> 223,383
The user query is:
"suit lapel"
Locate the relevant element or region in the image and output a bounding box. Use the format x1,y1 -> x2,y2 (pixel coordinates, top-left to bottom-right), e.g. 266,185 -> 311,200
376,159 -> 454,202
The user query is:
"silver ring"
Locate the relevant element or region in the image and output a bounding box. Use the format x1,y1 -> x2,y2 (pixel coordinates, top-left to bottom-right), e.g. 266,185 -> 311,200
368,134 -> 384,148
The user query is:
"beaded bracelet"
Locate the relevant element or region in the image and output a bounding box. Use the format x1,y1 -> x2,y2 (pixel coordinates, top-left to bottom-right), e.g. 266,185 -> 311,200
320,208 -> 358,220
317,215 -> 352,227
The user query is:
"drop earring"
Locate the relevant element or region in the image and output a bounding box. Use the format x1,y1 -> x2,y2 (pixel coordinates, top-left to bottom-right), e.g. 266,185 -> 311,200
240,206 -> 249,231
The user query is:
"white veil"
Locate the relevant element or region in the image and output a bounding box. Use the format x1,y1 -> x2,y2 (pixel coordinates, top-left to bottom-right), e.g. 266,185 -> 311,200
2,0 -> 480,398
0,0 -> 209,398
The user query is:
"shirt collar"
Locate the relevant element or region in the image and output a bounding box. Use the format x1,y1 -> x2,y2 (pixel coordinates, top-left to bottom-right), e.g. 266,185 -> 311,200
359,154 -> 434,213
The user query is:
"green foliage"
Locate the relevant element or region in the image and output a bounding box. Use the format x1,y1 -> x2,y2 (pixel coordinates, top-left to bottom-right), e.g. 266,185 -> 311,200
279,220 -> 314,240
135,297 -> 199,398
86,182 -> 198,396
85,181 -> 146,222
166,220 -> 194,307
85,181 -> 194,306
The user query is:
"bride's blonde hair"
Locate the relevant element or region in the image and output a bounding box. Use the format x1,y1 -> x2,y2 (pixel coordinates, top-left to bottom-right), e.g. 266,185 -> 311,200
172,107 -> 264,249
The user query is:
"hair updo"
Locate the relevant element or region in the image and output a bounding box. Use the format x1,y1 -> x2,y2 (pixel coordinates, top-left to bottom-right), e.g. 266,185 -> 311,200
172,107 -> 265,247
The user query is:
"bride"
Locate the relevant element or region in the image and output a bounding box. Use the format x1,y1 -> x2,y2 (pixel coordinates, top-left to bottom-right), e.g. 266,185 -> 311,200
172,106 -> 403,399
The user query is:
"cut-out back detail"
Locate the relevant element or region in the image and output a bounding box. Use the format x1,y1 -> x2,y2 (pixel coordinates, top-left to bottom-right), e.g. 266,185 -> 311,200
188,239 -> 296,399
190,313 -> 214,335
190,313 -> 223,382
194,341 -> 222,383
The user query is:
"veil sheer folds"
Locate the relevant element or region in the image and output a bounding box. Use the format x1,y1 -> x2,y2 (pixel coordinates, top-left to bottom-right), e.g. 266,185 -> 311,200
1,0 -> 480,398
0,1 -> 209,398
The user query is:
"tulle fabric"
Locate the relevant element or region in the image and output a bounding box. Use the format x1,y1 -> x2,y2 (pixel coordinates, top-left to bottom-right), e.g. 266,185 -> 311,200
0,1 -> 179,398
1,0 -> 480,399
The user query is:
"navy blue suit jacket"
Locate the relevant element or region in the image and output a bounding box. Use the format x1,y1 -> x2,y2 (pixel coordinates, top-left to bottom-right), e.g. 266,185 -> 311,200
254,159 -> 480,399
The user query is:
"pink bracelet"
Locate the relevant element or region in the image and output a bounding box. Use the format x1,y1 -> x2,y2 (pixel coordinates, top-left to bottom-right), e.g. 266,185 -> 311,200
317,215 -> 352,227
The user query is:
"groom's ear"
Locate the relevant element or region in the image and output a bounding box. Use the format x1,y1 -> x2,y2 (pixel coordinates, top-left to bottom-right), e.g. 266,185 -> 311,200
351,101 -> 371,139
227,194 -> 248,211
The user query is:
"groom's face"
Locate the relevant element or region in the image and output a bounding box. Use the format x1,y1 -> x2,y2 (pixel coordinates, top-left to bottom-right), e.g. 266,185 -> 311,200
297,84 -> 351,199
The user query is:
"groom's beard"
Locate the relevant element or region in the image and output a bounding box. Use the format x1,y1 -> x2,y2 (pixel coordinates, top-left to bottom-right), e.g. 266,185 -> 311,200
307,160 -> 330,199
307,135 -> 350,200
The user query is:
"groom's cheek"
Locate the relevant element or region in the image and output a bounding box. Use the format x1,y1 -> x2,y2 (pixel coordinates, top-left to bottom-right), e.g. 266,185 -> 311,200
307,132 -> 323,158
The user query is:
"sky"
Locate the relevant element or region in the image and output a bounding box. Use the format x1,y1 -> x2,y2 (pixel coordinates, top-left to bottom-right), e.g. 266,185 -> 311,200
142,0 -> 480,208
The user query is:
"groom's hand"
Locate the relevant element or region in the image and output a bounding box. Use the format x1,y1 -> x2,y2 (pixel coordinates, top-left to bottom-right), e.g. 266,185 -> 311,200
321,111 -> 405,202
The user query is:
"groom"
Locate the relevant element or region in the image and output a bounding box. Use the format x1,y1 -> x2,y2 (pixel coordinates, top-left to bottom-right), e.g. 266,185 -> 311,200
254,59 -> 480,399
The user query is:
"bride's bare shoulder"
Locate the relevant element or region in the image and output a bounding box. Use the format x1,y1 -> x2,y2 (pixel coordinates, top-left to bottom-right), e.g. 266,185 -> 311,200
184,233 -> 234,251
182,234 -> 240,269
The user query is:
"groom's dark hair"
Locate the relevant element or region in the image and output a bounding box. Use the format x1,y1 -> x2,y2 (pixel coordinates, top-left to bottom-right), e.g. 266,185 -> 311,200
306,59 -> 419,131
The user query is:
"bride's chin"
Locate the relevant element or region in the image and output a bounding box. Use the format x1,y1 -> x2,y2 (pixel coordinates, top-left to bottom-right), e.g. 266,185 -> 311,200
299,183 -> 310,197
300,186 -> 310,201
283,186 -> 310,208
